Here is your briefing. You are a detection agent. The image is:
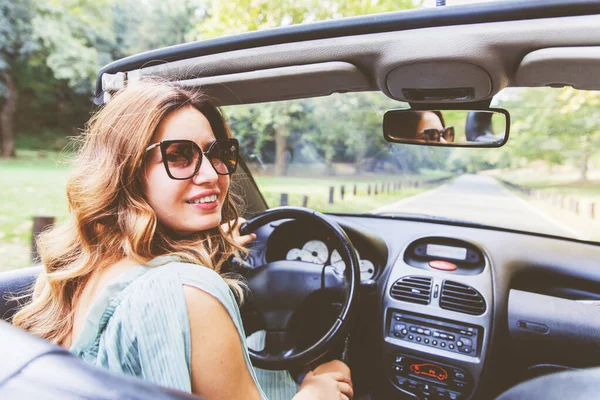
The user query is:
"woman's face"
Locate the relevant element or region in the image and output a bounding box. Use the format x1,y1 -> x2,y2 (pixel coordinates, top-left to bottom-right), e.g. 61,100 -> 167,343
416,111 -> 447,143
143,106 -> 230,235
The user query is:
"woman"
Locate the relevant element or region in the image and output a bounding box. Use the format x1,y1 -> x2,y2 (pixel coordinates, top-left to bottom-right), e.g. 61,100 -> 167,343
12,80 -> 353,399
415,111 -> 454,143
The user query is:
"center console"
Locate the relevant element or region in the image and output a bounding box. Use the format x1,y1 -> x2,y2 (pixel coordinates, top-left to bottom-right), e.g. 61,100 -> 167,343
381,237 -> 493,400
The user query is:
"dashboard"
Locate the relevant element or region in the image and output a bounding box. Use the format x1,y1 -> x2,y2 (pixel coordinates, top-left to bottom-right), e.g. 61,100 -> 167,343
245,214 -> 600,400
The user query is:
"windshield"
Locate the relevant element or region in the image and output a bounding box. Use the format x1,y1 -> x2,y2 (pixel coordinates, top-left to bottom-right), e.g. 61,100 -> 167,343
224,87 -> 600,243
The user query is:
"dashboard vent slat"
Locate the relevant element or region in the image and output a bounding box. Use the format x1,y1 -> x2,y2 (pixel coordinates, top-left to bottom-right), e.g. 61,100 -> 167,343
440,281 -> 486,315
390,276 -> 432,305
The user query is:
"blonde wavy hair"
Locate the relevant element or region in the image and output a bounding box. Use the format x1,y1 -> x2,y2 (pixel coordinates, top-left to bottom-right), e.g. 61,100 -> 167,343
13,80 -> 247,344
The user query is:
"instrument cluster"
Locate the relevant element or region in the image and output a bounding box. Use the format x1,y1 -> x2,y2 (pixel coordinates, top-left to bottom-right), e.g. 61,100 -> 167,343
286,239 -> 376,281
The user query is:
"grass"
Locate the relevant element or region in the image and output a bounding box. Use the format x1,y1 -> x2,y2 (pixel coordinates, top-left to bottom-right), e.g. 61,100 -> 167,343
1,150 -> 72,272
0,152 -> 449,271
496,168 -> 600,201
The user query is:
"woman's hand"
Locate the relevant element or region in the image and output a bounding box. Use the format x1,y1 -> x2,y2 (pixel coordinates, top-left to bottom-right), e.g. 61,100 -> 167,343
220,217 -> 256,247
294,360 -> 354,400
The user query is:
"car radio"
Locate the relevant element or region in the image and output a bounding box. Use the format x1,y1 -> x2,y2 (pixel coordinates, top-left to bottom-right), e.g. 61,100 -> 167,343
388,311 -> 481,357
390,353 -> 472,400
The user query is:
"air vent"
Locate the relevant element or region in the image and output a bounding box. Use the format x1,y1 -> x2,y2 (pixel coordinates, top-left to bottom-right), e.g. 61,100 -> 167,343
390,276 -> 432,305
440,281 -> 486,315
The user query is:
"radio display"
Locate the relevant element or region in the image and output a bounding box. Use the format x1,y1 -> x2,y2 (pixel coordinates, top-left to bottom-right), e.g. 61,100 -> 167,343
426,244 -> 467,261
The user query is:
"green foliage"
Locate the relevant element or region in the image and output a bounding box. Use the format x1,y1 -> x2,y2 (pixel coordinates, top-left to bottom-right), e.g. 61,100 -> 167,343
199,0 -> 420,38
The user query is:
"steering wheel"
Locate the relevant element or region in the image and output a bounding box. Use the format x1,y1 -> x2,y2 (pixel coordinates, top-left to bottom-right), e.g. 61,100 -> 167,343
239,207 -> 360,370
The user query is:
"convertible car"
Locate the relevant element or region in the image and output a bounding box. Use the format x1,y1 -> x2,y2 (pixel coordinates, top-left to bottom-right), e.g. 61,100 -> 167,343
2,1 -> 600,399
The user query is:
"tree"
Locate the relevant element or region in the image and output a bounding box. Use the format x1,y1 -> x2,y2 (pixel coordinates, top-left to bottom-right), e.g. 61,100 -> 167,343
498,87 -> 600,180
201,0 -> 421,175
0,0 -> 37,157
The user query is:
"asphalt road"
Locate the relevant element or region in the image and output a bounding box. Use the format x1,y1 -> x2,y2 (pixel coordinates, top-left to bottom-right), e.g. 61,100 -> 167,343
373,174 -> 584,240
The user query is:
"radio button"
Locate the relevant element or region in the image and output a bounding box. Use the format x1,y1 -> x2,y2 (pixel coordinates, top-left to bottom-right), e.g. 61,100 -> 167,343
432,340 -> 438,345
424,338 -> 430,344
460,337 -> 472,346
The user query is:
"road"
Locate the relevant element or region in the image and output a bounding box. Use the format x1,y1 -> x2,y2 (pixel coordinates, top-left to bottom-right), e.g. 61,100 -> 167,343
373,174 -> 585,240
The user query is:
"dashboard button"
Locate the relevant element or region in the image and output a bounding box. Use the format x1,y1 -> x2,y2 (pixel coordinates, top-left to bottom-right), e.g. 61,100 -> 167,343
416,337 -> 422,342
401,329 -> 408,335
440,342 -> 446,348
454,381 -> 468,390
460,337 -> 472,346
408,335 -> 414,340
424,338 -> 430,344
429,260 -> 458,271
460,347 -> 472,354
449,344 -> 455,350
432,340 -> 438,346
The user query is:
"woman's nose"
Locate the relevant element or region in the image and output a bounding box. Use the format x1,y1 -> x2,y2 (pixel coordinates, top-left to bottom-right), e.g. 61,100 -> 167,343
191,156 -> 218,185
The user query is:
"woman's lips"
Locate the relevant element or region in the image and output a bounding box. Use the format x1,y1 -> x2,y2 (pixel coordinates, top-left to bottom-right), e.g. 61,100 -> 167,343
189,200 -> 219,210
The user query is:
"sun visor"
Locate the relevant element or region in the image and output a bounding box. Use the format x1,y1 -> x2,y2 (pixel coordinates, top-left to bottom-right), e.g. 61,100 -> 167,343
385,62 -> 492,103
516,47 -> 600,90
171,62 -> 370,106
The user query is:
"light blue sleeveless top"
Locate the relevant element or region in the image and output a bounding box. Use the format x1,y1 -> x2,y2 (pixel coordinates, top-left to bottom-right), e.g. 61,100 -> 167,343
69,258 -> 299,399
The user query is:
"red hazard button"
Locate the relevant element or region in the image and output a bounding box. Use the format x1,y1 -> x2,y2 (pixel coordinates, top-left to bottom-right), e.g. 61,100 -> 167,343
429,260 -> 457,271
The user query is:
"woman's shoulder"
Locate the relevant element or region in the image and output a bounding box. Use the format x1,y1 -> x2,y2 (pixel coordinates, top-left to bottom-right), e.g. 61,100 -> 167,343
123,260 -> 239,312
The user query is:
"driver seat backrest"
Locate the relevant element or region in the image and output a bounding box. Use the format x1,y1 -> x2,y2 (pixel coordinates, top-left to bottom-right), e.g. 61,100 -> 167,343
0,266 -> 42,322
0,321 -> 202,400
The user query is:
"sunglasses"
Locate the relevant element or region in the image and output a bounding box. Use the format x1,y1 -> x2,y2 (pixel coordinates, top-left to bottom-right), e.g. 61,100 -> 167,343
419,126 -> 455,142
145,138 -> 239,180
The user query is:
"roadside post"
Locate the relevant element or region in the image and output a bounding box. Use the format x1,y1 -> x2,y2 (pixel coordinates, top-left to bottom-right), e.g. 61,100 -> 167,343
32,216 -> 55,263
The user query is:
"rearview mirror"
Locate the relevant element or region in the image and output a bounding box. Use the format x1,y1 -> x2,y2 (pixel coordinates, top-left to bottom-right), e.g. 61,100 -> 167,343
383,109 -> 510,147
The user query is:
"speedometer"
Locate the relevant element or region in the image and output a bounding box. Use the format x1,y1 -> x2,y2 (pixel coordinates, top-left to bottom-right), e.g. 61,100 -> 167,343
302,240 -> 329,264
360,259 -> 375,280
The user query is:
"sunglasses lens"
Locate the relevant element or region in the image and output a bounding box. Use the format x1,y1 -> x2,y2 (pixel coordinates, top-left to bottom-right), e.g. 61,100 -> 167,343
424,129 -> 441,141
163,141 -> 201,179
207,140 -> 239,175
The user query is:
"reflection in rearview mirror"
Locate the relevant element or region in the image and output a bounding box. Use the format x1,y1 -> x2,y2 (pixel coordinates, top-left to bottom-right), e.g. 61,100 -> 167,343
383,109 -> 510,147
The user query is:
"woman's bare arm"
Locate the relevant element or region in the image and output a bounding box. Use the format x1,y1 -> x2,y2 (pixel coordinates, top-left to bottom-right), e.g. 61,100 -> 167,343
184,285 -> 262,400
